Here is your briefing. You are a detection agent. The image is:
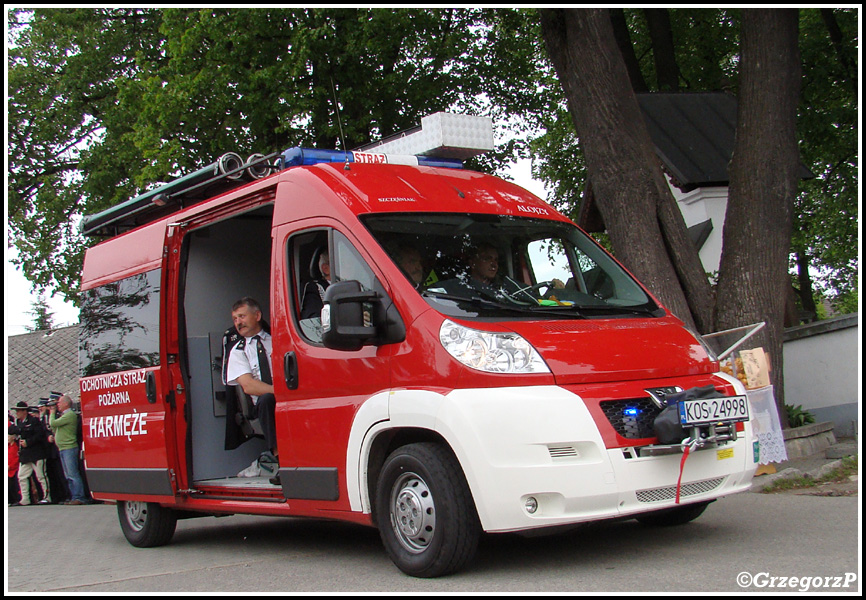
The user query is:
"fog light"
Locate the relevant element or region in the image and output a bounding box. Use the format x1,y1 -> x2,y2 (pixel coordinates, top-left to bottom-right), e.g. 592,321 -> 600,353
524,496 -> 538,514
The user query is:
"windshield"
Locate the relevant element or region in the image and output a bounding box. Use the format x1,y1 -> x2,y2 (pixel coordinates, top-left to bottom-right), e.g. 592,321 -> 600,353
362,213 -> 663,320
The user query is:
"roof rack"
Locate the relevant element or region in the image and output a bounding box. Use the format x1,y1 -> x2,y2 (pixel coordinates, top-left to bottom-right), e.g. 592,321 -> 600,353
80,149 -> 464,237
81,112 -> 494,238
80,152 -> 282,237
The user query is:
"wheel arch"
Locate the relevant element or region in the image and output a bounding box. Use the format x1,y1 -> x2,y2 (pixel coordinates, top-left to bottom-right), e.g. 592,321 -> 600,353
366,427 -> 458,528
346,389 -> 486,527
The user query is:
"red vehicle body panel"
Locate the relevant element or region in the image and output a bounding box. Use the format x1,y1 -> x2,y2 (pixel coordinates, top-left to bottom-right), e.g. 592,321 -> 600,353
81,367 -> 168,468
506,316 -> 712,385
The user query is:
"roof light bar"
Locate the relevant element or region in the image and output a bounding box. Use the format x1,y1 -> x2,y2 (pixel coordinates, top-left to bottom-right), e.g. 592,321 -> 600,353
358,112 -> 494,159
280,148 -> 464,170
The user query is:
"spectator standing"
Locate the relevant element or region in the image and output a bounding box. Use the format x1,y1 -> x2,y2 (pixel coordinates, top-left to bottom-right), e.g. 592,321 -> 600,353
39,398 -> 70,503
8,415 -> 21,506
49,395 -> 87,505
13,401 -> 52,505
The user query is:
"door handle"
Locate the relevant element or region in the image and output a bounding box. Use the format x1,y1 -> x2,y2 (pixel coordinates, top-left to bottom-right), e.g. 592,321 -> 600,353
145,370 -> 157,404
283,351 -> 298,390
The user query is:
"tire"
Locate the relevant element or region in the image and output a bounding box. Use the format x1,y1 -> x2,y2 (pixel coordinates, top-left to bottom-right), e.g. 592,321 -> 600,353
635,500 -> 711,527
117,500 -> 178,547
375,442 -> 481,578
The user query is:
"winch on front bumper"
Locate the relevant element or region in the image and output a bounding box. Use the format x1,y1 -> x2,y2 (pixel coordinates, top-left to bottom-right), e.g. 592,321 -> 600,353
636,422 -> 740,457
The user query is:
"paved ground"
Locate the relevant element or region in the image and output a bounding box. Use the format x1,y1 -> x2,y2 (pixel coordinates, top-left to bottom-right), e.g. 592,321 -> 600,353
7,439 -> 857,593
6,490 -> 860,593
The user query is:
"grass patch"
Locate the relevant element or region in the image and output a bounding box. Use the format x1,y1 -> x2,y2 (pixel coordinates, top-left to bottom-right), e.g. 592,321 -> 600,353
818,455 -> 859,483
760,456 -> 858,493
761,474 -> 814,492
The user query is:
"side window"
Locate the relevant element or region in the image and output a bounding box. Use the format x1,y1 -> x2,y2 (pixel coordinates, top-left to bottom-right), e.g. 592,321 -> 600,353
573,246 -> 614,299
289,229 -> 384,344
333,231 -> 379,292
526,237 -> 614,300
79,270 -> 161,376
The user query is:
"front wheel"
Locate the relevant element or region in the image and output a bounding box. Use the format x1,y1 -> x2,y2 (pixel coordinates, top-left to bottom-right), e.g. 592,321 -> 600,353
375,442 -> 480,578
117,500 -> 177,547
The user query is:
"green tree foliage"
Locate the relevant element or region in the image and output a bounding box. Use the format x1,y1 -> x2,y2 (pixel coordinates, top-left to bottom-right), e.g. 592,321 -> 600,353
7,8 -> 549,303
9,9 -> 164,298
792,9 -> 858,314
25,294 -> 56,332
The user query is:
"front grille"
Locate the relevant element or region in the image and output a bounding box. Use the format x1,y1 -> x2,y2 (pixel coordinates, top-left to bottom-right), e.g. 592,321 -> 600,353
600,397 -> 662,439
636,477 -> 725,503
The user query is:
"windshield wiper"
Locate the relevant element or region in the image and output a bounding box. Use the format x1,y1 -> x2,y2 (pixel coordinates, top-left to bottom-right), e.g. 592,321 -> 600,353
422,290 -> 543,314
572,304 -> 666,318
422,290 -> 593,318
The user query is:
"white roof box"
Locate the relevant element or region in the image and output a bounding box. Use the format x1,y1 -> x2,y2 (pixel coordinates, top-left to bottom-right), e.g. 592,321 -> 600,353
358,112 -> 494,160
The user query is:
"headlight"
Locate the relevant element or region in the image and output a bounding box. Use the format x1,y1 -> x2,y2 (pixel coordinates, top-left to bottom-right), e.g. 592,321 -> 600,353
439,320 -> 550,374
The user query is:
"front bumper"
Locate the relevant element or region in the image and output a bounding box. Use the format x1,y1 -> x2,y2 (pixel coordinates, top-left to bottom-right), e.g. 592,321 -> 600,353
438,385 -> 757,533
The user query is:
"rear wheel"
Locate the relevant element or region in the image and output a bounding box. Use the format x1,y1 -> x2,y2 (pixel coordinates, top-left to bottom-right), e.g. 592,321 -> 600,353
376,442 -> 480,578
635,500 -> 711,527
117,500 -> 178,547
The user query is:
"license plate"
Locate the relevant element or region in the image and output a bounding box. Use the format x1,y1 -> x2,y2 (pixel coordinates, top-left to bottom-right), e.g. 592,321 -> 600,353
679,395 -> 749,426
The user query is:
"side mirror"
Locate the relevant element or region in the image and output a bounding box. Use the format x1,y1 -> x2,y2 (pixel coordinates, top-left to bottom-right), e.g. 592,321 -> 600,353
321,280 -> 405,351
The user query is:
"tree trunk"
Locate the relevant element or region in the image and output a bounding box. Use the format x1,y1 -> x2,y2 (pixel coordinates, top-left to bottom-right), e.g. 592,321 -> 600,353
643,9 -> 680,90
539,8 -> 714,331
715,9 -> 801,421
795,248 -> 818,320
608,9 -> 648,92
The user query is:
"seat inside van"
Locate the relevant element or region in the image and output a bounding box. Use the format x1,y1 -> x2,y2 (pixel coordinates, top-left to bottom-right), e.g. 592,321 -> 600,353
180,205 -> 273,484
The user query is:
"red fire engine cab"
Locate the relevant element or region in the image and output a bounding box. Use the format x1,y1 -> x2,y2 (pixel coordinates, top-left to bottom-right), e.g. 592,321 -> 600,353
78,113 -> 757,577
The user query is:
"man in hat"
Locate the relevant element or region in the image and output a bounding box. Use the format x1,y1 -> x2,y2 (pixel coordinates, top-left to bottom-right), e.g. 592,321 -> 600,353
13,401 -> 52,505
38,397 -> 70,504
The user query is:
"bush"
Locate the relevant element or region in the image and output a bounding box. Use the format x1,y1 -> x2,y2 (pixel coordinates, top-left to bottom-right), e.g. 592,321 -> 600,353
785,403 -> 816,428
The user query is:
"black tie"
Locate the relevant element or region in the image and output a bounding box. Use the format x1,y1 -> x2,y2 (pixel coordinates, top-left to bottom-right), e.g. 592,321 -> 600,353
252,335 -> 272,385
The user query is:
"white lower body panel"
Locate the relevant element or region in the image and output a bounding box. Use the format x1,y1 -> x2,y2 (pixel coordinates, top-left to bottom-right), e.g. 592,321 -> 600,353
349,384 -> 757,533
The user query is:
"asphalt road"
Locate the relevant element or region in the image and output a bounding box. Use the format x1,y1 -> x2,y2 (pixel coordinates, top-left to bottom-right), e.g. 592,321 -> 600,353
6,491 -> 860,593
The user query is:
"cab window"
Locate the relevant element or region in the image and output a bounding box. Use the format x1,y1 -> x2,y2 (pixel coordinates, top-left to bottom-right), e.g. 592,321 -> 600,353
289,229 -> 385,343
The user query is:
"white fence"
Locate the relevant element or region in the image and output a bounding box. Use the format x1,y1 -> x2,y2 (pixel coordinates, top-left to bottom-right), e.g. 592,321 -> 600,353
783,313 -> 859,437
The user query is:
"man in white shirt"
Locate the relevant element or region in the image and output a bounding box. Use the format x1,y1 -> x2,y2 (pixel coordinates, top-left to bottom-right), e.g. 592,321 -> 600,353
225,298 -> 278,462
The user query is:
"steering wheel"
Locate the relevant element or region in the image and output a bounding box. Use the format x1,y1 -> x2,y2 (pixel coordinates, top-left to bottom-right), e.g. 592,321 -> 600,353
506,280 -> 555,303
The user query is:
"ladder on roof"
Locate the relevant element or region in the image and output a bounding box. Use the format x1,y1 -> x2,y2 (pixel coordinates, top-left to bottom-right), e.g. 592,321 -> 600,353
79,152 -> 281,237
81,112 -> 493,238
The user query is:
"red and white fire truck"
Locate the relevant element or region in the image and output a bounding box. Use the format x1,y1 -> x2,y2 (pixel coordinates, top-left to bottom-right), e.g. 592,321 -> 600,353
78,113 -> 757,577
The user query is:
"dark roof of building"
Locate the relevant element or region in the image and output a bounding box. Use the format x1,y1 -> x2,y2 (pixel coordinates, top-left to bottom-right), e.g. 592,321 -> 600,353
7,325 -> 80,411
636,91 -> 814,190
637,92 -> 737,189
577,91 -> 815,232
